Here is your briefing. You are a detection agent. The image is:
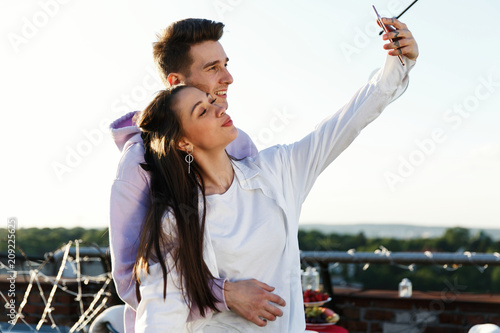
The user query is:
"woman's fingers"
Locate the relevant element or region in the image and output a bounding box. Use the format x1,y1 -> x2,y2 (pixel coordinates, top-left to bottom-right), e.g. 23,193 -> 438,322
378,17 -> 419,61
390,45 -> 411,56
381,17 -> 408,30
383,29 -> 412,41
383,36 -> 412,50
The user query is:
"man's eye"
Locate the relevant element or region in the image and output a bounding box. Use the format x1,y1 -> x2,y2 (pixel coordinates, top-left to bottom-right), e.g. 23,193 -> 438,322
200,109 -> 207,116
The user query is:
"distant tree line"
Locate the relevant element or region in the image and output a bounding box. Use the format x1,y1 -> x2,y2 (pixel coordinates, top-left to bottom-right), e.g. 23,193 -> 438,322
1,226 -> 499,293
299,227 -> 500,293
0,227 -> 109,256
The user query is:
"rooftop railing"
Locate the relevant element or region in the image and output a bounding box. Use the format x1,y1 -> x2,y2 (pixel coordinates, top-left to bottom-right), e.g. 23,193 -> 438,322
300,250 -> 500,299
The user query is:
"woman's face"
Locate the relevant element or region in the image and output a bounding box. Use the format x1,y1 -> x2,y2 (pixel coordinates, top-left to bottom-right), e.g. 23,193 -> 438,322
174,86 -> 238,153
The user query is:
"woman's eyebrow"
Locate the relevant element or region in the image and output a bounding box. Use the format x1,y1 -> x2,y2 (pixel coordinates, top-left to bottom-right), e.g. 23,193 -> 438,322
191,100 -> 203,115
190,93 -> 211,115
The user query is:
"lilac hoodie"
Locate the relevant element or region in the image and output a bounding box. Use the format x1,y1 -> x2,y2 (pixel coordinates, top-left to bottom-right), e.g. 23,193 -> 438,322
109,111 -> 258,332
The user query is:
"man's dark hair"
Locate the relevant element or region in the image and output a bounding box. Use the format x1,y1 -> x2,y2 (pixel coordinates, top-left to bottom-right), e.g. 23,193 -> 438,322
153,18 -> 225,86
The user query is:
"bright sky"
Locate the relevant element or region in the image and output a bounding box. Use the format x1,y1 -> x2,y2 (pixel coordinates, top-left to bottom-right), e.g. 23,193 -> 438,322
1,0 -> 499,230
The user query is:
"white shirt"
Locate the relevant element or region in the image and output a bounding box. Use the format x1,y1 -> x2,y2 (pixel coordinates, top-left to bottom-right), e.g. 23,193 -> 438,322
204,171 -> 290,332
135,54 -> 415,333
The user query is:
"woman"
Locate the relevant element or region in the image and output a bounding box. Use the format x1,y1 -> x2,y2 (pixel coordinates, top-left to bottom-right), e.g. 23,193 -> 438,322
133,45 -> 416,332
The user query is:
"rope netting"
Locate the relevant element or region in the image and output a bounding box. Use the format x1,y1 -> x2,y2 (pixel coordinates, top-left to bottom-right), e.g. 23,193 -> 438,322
0,240 -> 114,332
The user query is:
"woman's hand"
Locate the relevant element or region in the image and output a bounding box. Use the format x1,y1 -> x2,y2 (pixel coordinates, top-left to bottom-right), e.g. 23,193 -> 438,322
379,17 -> 419,61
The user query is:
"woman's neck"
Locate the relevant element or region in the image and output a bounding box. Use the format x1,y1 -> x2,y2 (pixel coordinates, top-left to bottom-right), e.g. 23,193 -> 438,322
194,149 -> 234,195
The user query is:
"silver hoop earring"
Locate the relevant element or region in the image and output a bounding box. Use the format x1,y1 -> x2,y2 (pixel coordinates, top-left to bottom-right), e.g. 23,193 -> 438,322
185,149 -> 194,174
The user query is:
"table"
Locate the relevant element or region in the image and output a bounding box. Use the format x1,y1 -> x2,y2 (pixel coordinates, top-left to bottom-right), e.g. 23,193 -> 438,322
305,324 -> 349,333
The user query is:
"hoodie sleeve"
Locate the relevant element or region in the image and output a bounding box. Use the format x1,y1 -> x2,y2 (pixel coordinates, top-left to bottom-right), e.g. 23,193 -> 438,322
109,142 -> 150,310
227,128 -> 258,159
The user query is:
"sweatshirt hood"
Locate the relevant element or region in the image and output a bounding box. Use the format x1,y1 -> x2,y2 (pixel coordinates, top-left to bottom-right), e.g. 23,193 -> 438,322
110,111 -> 142,152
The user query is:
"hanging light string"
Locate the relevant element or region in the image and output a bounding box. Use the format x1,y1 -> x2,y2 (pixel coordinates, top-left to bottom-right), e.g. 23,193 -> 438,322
301,247 -> 500,273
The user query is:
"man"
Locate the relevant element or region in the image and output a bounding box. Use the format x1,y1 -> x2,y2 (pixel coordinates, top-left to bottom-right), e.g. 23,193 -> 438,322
109,18 -> 286,332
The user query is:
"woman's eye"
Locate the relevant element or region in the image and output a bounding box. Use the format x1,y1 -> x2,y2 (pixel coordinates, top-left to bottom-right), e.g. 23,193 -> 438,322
200,109 -> 207,116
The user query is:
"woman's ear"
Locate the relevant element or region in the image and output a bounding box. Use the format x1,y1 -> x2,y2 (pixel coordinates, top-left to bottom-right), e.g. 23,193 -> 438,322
176,137 -> 192,152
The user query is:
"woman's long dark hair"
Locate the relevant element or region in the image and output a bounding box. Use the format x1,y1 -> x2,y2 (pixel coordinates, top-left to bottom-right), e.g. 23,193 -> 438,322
133,85 -> 219,316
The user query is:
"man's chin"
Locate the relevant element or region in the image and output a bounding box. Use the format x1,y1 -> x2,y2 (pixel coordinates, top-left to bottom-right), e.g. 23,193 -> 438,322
214,94 -> 227,105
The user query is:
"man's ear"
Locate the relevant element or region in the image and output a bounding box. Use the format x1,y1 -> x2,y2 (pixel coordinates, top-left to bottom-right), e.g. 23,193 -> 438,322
167,73 -> 185,87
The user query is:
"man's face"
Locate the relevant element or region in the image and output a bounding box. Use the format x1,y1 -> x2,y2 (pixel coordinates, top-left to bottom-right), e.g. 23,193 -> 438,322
184,41 -> 233,110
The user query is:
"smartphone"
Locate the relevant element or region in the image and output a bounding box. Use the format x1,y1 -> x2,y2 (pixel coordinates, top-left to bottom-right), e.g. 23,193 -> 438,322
372,5 -> 405,66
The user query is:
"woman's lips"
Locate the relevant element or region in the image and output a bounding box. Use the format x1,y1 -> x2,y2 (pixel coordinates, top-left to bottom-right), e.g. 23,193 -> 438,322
222,117 -> 233,127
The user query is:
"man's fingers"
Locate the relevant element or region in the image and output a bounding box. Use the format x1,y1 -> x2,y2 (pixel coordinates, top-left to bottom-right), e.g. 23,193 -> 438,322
224,279 -> 288,327
267,292 -> 286,307
259,312 -> 277,323
253,279 -> 275,292
252,303 -> 283,326
264,302 -> 284,318
252,280 -> 286,306
253,317 -> 268,327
